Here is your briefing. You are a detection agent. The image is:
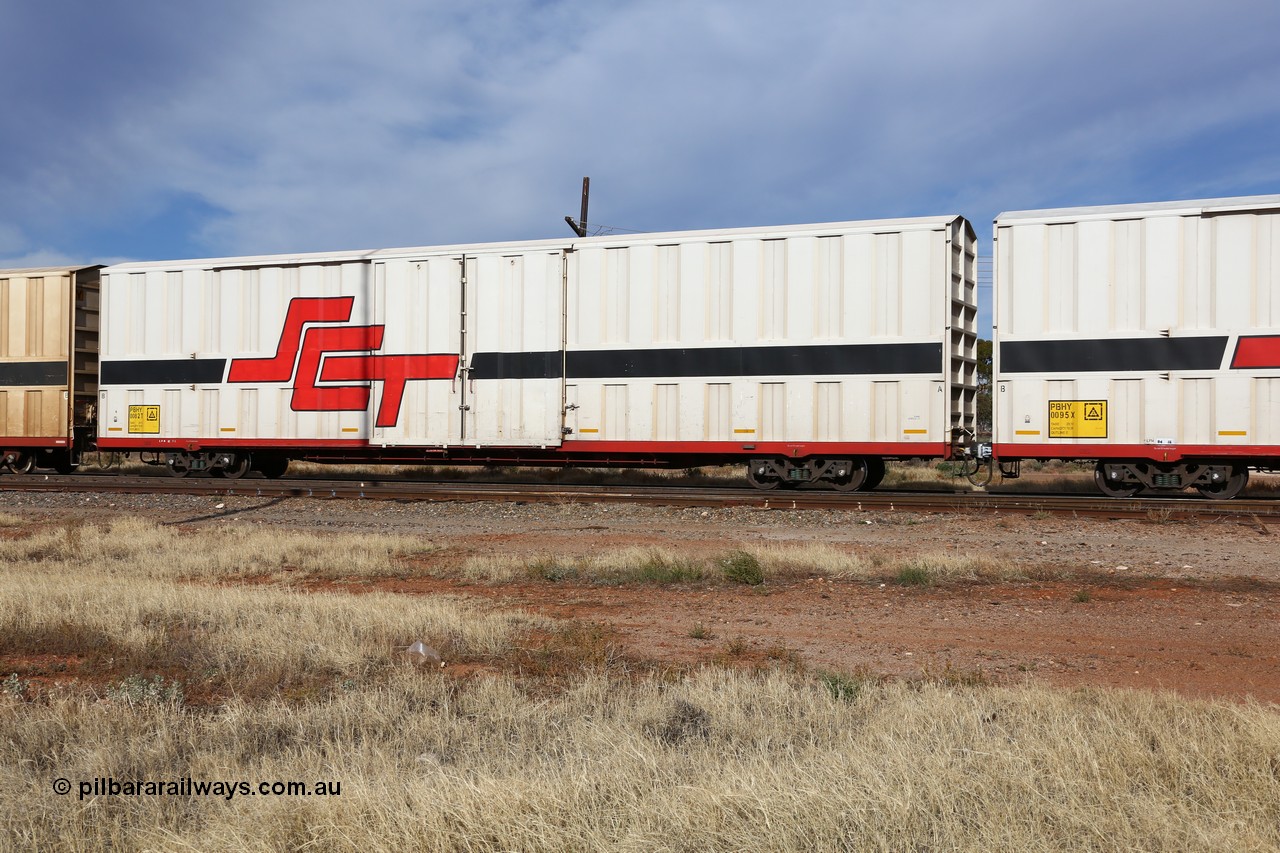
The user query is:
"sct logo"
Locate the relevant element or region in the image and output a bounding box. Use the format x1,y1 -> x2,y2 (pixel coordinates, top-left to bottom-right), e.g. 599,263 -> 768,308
227,297 -> 459,428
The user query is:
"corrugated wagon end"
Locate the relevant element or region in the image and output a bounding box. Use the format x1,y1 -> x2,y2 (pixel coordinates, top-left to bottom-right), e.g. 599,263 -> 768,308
0,265 -> 101,475
947,215 -> 980,462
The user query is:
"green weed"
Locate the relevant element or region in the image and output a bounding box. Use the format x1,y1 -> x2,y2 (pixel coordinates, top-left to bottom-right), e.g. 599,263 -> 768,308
721,551 -> 764,586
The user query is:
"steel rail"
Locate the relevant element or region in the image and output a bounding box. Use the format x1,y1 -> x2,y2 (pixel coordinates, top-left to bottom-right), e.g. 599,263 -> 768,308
1,474 -> 1277,519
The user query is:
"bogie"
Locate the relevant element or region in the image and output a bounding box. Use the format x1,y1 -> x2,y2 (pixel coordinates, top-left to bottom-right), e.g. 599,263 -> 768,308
744,456 -> 882,492
1092,460 -> 1251,500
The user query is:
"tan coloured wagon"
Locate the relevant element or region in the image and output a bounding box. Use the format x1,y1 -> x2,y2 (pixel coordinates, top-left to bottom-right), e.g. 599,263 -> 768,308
0,266 -> 100,473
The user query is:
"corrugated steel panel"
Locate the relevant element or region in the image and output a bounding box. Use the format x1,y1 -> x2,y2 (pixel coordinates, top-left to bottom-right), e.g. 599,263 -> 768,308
0,266 -> 98,443
993,195 -> 1280,454
564,218 -> 976,448
465,250 -> 565,446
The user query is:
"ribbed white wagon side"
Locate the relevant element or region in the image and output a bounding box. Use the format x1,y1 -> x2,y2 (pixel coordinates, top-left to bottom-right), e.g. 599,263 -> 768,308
992,194 -> 1280,498
97,216 -> 977,489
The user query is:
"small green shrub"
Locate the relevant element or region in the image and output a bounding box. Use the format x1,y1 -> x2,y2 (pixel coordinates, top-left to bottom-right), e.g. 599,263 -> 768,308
635,555 -> 704,584
895,562 -> 934,586
2,673 -> 30,700
721,550 -> 764,585
105,675 -> 185,707
820,672 -> 868,703
528,558 -> 579,582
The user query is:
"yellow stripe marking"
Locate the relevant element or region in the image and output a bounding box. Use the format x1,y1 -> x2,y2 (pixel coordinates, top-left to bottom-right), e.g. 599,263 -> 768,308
1218,430 -> 1247,436
903,429 -> 928,435
220,427 -> 236,432
733,428 -> 756,434
341,427 -> 360,433
107,427 -> 123,432
579,428 -> 599,433
1015,429 -> 1041,435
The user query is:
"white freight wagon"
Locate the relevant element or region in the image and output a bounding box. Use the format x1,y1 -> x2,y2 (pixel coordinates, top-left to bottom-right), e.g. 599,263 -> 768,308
992,194 -> 1280,498
97,216 -> 977,488
0,266 -> 100,473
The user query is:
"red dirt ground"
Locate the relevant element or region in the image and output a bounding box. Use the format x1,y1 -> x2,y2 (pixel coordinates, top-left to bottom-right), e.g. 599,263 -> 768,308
338,572 -> 1280,702
4,492 -> 1278,703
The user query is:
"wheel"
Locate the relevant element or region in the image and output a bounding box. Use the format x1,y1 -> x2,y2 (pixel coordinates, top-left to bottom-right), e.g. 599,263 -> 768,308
1196,465 -> 1248,500
864,457 -> 886,490
5,453 -> 35,475
254,455 -> 289,479
166,456 -> 191,478
1094,462 -> 1140,498
213,454 -> 252,479
829,458 -> 869,492
745,461 -> 782,491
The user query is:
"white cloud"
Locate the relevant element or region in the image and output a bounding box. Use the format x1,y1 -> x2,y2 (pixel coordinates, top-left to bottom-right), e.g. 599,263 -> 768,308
2,0 -> 1279,266
0,249 -> 84,269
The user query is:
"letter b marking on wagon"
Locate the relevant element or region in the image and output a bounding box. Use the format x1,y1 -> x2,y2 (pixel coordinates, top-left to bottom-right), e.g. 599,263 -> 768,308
226,297 -> 459,428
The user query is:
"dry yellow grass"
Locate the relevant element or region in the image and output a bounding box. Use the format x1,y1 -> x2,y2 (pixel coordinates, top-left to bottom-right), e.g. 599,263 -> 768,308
4,670 -> 1280,851
2,514 -> 1279,850
0,517 -> 540,704
0,570 -> 539,696
881,461 -> 977,490
462,546 -> 706,584
747,542 -> 873,577
0,516 -> 436,580
460,543 -> 1024,586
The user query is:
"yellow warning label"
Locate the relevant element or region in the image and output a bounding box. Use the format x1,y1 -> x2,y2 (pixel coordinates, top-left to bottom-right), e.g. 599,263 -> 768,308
128,405 -> 160,434
1048,400 -> 1107,439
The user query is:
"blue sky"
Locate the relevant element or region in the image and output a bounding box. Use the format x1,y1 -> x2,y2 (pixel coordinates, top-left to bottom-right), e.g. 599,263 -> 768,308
3,0 -> 1280,333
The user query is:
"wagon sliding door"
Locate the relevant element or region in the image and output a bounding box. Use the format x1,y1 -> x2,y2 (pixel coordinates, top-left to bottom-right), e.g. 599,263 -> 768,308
369,257 -> 466,447
462,250 -> 566,447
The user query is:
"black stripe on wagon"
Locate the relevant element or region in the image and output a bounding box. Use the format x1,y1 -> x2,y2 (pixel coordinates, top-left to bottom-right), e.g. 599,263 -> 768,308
100,358 -> 228,385
469,350 -> 564,380
1001,337 -> 1228,374
0,361 -> 67,386
470,342 -> 942,381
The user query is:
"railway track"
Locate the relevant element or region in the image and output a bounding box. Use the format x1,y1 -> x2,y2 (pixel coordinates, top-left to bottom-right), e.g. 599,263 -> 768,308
1,473 -> 1278,519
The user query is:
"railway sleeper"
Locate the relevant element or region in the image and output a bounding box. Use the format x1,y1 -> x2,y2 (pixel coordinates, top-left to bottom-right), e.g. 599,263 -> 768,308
1093,460 -> 1249,500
